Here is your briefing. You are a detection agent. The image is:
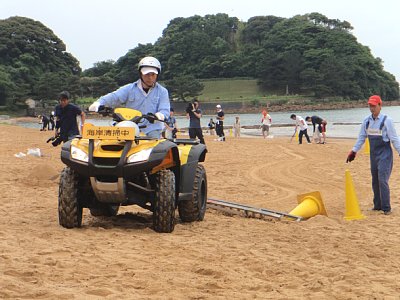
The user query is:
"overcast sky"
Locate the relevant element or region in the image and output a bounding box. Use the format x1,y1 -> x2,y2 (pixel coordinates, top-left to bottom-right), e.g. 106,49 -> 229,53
1,0 -> 399,82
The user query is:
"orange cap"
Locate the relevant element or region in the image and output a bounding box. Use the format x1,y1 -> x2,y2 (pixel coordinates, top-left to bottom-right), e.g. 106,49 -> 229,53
368,95 -> 382,106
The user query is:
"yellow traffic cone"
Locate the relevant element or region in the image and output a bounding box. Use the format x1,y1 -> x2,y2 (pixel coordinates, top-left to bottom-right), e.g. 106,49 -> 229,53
344,169 -> 365,220
364,138 -> 370,154
288,191 -> 327,219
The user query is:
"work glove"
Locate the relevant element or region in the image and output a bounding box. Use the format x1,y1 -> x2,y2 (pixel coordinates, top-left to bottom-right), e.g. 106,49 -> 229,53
346,151 -> 356,163
88,101 -> 101,112
147,112 -> 156,123
155,112 -> 165,121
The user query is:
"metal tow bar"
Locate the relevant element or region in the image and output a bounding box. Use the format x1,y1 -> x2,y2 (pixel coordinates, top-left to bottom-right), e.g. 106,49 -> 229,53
207,198 -> 303,222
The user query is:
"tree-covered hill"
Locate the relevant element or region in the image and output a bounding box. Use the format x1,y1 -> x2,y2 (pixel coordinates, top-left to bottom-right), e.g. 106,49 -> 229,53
0,16 -> 81,106
87,12 -> 399,101
0,13 -> 398,109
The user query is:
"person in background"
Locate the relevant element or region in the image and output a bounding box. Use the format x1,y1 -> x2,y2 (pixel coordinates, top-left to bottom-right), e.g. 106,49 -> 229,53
165,107 -> 178,139
186,100 -> 205,144
306,116 -> 327,144
233,116 -> 241,138
215,104 -> 225,141
55,91 -> 85,142
208,118 -> 216,135
49,112 -> 55,130
346,95 -> 400,215
290,114 -> 311,144
261,109 -> 272,138
38,115 -> 49,131
88,56 -> 169,138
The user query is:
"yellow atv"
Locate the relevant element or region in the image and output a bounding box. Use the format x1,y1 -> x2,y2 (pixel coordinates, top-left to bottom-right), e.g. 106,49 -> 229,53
58,108 -> 207,233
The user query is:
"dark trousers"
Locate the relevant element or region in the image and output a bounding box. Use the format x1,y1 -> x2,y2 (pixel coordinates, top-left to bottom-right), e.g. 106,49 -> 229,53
299,129 -> 311,144
41,120 -> 49,131
216,124 -> 225,140
189,128 -> 205,144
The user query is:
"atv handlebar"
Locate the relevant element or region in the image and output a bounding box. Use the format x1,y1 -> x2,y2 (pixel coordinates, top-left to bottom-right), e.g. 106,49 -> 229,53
97,107 -> 167,124
98,106 -> 112,117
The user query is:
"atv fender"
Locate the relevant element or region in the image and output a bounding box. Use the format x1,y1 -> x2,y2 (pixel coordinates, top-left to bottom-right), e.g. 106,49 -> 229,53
151,140 -> 181,204
179,143 -> 207,201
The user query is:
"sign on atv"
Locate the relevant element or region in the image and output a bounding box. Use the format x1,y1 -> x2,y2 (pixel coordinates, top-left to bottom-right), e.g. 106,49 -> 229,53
82,123 -> 135,140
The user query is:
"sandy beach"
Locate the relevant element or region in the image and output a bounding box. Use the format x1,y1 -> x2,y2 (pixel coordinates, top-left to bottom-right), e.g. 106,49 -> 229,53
1,124 -> 400,299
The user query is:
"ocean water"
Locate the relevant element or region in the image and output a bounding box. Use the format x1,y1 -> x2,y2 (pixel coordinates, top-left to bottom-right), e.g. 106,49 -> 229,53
14,106 -> 400,139
177,106 -> 400,138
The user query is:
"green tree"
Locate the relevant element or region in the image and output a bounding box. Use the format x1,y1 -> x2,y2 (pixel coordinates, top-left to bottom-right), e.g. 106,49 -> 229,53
82,13 -> 399,101
0,66 -> 16,106
82,60 -> 115,77
0,16 -> 81,107
164,75 -> 204,101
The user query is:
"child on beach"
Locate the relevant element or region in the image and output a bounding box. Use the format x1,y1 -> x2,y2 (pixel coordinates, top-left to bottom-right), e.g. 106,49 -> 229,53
261,110 -> 272,138
208,118 -> 216,135
233,116 -> 241,138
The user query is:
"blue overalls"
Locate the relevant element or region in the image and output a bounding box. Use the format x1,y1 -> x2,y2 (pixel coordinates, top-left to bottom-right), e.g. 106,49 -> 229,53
366,115 -> 392,212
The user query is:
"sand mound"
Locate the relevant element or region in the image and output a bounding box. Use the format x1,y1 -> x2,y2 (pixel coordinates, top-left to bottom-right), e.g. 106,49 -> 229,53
27,163 -> 59,181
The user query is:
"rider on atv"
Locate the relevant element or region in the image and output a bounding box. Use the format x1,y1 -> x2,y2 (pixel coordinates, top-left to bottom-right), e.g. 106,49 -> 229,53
89,56 -> 170,138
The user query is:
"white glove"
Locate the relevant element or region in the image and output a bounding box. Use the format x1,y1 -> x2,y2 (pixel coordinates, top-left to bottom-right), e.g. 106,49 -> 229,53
155,112 -> 165,121
88,101 -> 101,112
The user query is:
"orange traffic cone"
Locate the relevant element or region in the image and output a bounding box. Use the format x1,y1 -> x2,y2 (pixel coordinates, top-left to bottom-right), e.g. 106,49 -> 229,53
288,191 -> 327,220
344,169 -> 365,220
364,138 -> 370,154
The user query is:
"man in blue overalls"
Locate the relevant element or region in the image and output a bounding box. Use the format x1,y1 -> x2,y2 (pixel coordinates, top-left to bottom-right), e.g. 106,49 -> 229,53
346,95 -> 400,215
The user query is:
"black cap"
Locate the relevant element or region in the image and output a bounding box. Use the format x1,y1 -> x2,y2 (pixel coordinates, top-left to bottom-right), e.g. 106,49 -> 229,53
59,91 -> 70,100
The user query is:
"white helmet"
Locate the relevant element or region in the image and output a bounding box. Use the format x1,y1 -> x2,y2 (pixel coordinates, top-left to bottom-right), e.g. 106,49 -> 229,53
138,56 -> 161,74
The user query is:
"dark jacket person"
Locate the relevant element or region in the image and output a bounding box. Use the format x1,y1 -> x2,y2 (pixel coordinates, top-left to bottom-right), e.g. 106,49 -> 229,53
54,91 -> 85,142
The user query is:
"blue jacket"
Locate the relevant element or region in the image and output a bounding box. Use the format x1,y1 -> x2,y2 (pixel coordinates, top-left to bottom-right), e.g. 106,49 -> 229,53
353,113 -> 400,154
98,80 -> 170,134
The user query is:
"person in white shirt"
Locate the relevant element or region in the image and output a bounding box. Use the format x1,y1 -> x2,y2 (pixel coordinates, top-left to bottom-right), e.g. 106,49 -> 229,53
290,114 -> 311,144
261,109 -> 272,138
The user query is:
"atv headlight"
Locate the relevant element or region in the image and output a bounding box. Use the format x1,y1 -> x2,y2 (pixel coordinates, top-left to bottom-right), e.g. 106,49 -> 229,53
71,146 -> 88,162
127,148 -> 152,163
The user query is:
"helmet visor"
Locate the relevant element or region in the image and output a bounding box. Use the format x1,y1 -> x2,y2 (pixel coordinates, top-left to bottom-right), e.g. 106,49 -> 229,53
141,66 -> 159,75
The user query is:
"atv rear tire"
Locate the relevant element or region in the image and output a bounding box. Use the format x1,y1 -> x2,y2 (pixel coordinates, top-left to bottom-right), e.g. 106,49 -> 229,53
90,204 -> 120,217
153,169 -> 176,233
58,167 -> 83,228
178,164 -> 207,222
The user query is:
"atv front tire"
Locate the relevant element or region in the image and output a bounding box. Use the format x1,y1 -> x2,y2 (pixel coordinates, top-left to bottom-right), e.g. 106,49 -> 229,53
58,167 -> 83,228
178,164 -> 207,222
153,169 -> 176,233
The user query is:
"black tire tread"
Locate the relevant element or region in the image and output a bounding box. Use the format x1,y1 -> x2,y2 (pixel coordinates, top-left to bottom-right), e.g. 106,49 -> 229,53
58,167 -> 83,228
178,164 -> 207,222
153,169 -> 175,233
